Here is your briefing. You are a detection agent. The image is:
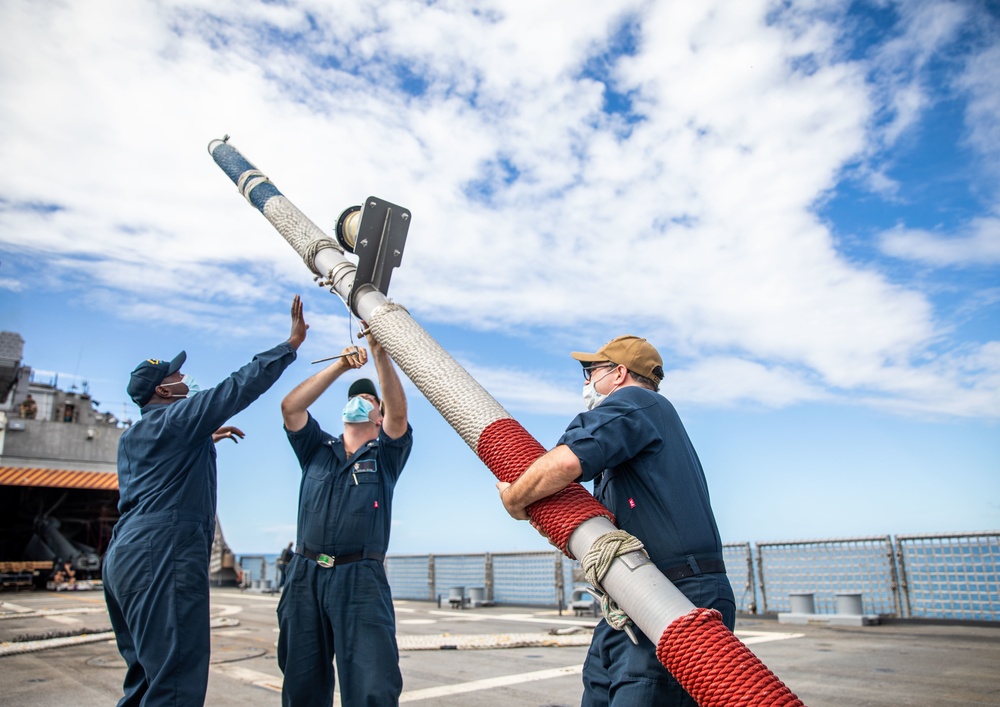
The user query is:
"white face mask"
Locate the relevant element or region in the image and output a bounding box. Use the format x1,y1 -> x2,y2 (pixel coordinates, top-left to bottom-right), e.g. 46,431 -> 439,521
161,374 -> 200,398
582,367 -> 618,411
582,380 -> 606,410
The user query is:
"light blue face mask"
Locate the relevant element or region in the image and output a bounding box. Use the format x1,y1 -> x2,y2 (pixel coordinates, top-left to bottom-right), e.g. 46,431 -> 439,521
162,374 -> 200,398
343,396 -> 375,423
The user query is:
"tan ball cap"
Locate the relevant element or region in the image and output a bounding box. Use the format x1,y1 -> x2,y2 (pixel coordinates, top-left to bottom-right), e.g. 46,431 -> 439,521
571,335 -> 664,384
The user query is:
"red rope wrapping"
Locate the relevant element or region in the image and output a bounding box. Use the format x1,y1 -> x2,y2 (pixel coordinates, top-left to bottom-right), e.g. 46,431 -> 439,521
477,417 -> 614,553
657,608 -> 805,707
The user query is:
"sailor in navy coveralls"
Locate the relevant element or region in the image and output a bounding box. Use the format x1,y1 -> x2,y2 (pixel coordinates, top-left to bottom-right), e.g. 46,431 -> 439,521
278,332 -> 411,707
497,335 -> 735,707
103,295 -> 308,706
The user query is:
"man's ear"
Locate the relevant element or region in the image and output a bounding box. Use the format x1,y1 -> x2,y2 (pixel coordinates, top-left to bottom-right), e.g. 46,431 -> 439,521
153,383 -> 172,399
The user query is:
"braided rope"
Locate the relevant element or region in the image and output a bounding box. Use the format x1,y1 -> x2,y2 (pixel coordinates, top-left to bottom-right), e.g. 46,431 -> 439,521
303,237 -> 343,276
236,169 -> 270,197
581,530 -> 646,632
365,304 -> 615,554
0,631 -> 115,656
477,418 -> 614,554
238,174 -> 271,202
367,302 -> 510,449
658,608 -> 805,707
262,196 -> 331,265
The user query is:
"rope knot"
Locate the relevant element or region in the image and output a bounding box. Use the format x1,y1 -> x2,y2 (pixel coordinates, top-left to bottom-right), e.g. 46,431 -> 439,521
581,530 -> 647,636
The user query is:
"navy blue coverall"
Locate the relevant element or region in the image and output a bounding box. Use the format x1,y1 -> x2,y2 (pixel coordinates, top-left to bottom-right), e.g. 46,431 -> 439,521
558,386 -> 735,707
278,413 -> 413,707
103,342 -> 297,706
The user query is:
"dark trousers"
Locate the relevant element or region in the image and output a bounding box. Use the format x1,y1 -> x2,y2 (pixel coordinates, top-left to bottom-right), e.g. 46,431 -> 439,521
277,556 -> 401,707
103,518 -> 212,706
581,573 -> 736,707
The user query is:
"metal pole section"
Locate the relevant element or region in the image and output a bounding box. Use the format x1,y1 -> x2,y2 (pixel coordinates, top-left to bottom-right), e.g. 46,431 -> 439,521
206,137 -> 694,645
570,517 -> 694,639
208,139 -> 509,448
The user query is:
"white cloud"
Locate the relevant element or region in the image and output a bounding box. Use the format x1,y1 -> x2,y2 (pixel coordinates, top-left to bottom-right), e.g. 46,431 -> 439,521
665,357 -> 828,408
462,359 -> 581,417
0,0 -> 997,418
879,218 -> 1000,266
958,41 -> 1000,181
866,0 -> 969,148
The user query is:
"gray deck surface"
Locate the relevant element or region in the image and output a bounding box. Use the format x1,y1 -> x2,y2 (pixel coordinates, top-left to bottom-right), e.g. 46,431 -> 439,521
1,587 -> 998,706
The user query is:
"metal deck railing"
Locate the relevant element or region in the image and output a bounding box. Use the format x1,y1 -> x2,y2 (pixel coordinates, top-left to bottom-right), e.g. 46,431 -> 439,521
385,531 -> 1000,621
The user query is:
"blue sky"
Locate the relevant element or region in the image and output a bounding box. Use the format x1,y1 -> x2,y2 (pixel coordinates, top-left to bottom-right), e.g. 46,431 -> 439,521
1,0 -> 997,555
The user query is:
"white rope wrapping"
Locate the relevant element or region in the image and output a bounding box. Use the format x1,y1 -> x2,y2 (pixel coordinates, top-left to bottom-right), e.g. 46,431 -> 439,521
236,169 -> 271,201
366,301 -> 510,450
581,530 -> 647,633
262,196 -> 334,274
304,238 -> 342,274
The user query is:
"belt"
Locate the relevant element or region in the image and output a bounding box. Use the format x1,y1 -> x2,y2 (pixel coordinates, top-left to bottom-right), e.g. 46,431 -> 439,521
296,546 -> 385,568
661,559 -> 727,582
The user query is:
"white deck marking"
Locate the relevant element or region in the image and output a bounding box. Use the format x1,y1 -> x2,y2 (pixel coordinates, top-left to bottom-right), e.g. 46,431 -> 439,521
0,605 -> 105,620
399,664 -> 583,703
214,664 -> 587,705
737,630 -> 805,645
211,592 -> 279,603
43,615 -> 81,625
212,603 -> 244,616
426,609 -> 599,627
212,664 -> 282,693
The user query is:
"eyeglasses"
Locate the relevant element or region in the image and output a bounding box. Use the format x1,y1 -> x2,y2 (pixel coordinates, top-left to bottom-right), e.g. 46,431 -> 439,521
583,363 -> 617,382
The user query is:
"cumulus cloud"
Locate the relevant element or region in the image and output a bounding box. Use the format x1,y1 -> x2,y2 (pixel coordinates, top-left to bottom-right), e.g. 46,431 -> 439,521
879,217 -> 1000,267
0,0 -> 997,418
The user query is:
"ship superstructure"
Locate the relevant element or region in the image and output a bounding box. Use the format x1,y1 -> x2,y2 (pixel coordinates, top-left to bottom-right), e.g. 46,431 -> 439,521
0,331 -> 240,588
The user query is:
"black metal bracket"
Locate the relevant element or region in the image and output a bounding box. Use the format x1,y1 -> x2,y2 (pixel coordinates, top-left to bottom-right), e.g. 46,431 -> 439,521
350,196 -> 410,305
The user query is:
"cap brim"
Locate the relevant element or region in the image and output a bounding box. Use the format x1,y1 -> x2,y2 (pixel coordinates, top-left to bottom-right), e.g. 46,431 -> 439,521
570,351 -> 612,365
166,351 -> 186,377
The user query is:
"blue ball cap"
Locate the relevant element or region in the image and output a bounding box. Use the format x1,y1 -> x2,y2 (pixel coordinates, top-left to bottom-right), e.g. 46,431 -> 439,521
127,351 -> 186,407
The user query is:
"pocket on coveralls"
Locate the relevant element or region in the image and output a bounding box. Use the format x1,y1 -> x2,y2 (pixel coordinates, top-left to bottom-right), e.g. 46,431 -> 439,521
350,460 -> 379,516
109,539 -> 152,596
175,522 -> 209,593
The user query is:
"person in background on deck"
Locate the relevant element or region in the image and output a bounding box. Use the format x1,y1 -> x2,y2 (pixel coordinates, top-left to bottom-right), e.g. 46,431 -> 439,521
277,330 -> 411,707
497,335 -> 735,707
19,393 -> 37,419
102,295 -> 308,707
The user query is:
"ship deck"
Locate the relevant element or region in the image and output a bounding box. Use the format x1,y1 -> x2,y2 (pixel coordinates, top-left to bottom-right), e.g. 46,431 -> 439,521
1,586 -> 998,706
